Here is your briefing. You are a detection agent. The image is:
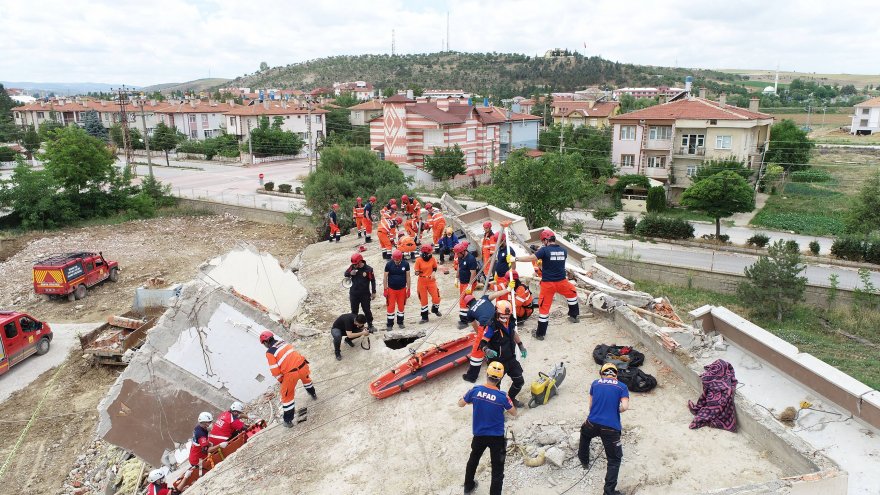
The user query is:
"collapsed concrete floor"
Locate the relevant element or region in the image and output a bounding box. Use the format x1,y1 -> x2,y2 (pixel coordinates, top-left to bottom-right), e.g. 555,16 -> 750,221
184,235 -> 794,495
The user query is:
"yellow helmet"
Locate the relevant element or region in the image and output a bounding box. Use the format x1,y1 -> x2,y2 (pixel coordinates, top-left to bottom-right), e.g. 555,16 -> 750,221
445,227 -> 454,235
487,361 -> 505,379
600,363 -> 618,376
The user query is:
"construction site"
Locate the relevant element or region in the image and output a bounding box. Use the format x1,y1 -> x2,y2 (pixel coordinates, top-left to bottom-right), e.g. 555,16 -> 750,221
0,197 -> 877,495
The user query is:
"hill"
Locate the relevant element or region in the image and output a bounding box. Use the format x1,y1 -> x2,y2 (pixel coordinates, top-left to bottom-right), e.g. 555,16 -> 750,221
718,69 -> 880,89
0,81 -> 137,95
141,77 -> 231,94
231,51 -> 743,99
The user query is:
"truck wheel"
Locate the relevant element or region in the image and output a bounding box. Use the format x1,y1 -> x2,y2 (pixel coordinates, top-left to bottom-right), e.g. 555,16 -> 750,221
109,267 -> 119,282
74,284 -> 87,300
36,337 -> 50,355
67,292 -> 76,302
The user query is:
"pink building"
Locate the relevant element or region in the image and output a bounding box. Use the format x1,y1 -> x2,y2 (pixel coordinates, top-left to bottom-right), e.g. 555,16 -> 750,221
370,95 -> 503,177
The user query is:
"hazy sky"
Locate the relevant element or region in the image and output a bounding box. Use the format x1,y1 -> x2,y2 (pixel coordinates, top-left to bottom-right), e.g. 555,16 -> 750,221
3,0 -> 879,86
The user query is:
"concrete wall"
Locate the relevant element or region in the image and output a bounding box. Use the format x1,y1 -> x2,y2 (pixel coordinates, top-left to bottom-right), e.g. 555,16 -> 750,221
175,198 -> 311,227
598,257 -> 857,309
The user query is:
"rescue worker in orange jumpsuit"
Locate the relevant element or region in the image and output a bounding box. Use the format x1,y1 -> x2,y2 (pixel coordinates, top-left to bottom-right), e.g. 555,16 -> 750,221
260,331 -> 317,427
481,221 -> 498,276
514,229 -> 580,340
425,203 -> 446,246
377,209 -> 398,259
384,249 -> 411,329
455,241 -> 479,329
414,244 -> 442,323
402,194 -> 420,219
353,197 -> 366,239
381,199 -> 397,220
507,271 -> 535,320
363,196 -> 375,243
328,203 -> 341,242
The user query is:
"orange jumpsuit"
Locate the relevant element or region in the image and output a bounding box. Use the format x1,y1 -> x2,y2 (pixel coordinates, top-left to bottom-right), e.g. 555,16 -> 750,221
378,217 -> 397,258
481,231 -> 498,276
513,284 -> 534,319
353,203 -> 365,237
264,342 -> 314,424
429,210 -> 446,245
405,199 -> 420,218
414,256 -> 440,321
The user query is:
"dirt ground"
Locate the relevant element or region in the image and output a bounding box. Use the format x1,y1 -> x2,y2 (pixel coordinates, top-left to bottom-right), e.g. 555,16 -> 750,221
0,214 -> 312,495
186,235 -> 791,495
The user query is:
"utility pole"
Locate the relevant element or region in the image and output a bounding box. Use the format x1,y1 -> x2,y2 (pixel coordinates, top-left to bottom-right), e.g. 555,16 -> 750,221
115,86 -> 134,176
559,118 -> 565,153
306,99 -> 314,172
247,119 -> 253,165
137,99 -> 154,178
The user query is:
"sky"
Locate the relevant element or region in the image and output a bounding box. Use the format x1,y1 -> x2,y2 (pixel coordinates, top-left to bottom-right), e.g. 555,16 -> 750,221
2,0 -> 879,86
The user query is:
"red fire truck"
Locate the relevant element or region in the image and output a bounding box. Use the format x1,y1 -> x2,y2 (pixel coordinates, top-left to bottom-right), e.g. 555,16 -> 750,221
0,311 -> 53,376
32,252 -> 119,301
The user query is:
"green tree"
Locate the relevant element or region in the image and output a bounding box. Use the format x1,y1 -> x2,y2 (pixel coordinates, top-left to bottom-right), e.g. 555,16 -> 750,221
0,160 -> 76,228
41,126 -> 117,195
486,150 -> 601,227
424,145 -> 466,180
692,157 -> 753,183
646,186 -> 666,212
151,122 -> 181,166
0,146 -> 19,162
680,170 -> 755,237
0,83 -> 21,143
303,147 -> 410,238
845,170 -> 880,235
764,119 -> 814,171
592,207 -> 618,229
82,110 -> 108,141
333,92 -> 359,108
259,61 -> 269,71
21,125 -> 41,161
530,95 -> 552,127
382,87 -> 397,98
406,84 -> 424,97
38,113 -> 64,141
737,239 -> 807,321
325,107 -> 352,137
244,116 -> 305,156
619,94 -> 659,114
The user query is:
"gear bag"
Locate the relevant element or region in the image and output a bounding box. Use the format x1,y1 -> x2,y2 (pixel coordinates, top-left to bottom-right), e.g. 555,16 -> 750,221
592,344 -> 645,369
617,367 -> 657,393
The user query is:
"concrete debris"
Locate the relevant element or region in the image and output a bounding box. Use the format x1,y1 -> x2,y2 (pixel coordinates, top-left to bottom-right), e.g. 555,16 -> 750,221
535,425 -> 567,446
545,446 -> 567,468
713,335 -> 729,351
58,439 -> 126,495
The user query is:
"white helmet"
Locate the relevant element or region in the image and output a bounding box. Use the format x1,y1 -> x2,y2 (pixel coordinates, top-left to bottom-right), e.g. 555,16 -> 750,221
230,401 -> 244,413
147,469 -> 165,483
198,411 -> 213,423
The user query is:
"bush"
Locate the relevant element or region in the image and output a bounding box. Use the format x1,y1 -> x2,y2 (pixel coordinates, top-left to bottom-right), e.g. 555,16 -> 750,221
790,169 -> 832,183
264,181 -> 275,191
809,241 -> 820,255
278,183 -> 292,193
0,146 -> 19,162
831,236 -> 866,261
646,186 -> 666,213
634,214 -> 695,240
746,233 -> 770,247
176,140 -> 205,154
623,215 -> 637,234
701,234 -> 730,243
864,240 -> 880,265
295,186 -> 303,194
785,239 -> 800,253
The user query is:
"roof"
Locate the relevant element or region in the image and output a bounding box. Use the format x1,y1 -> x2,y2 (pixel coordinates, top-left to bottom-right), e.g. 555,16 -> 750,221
223,103 -> 328,116
383,94 -> 415,103
855,96 -> 880,108
349,100 -> 384,111
610,97 -> 772,121
554,101 -> 619,118
155,102 -> 235,114
14,100 -> 138,113
507,111 -> 541,121
409,103 -> 464,124
474,106 -> 506,124
525,149 -> 545,158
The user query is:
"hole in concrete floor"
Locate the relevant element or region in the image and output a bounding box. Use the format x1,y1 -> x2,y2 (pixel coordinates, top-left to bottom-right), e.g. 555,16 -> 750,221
384,336 -> 420,349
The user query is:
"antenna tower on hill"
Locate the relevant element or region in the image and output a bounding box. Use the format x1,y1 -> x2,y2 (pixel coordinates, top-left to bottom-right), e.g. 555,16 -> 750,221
392,29 -> 396,56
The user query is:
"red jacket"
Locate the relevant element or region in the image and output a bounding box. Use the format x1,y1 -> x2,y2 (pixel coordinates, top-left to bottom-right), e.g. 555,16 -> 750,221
188,424 -> 211,466
208,410 -> 245,444
148,482 -> 172,495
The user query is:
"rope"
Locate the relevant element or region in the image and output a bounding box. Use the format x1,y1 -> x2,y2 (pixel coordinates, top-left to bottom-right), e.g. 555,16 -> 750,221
559,456 -> 598,495
0,359 -> 68,481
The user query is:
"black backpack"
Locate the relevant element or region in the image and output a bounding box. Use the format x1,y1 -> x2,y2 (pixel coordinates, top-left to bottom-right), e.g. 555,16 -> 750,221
617,367 -> 657,393
592,344 -> 645,369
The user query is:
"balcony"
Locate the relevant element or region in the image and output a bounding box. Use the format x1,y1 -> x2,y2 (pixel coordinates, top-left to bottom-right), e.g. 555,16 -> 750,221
674,146 -> 705,157
645,139 -> 673,150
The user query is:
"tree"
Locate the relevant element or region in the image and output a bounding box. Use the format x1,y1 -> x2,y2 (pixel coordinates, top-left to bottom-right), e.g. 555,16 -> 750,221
325,107 -> 352,137
151,122 -> 181,166
692,157 -> 753,183
244,116 -> 305,157
21,125 -> 41,161
82,110 -> 108,141
259,61 -> 269,71
38,114 -> 64,141
0,83 -> 21,143
680,170 -> 755,237
424,145 -> 466,180
619,94 -> 659,114
382,87 -> 397,98
530,95 -> 552,127
487,150 -> 601,228
844,170 -> 880,235
592,207 -> 618,229
737,239 -> 807,322
0,146 -> 19,162
406,84 -> 424,97
41,126 -> 117,195
764,119 -> 814,171
333,92 -> 359,108
646,186 -> 666,212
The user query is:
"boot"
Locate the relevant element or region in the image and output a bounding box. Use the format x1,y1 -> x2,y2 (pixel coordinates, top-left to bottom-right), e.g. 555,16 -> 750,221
457,321 -> 469,330
358,232 -> 362,238
365,236 -> 372,243
344,337 -> 355,347
335,351 -> 342,361
431,305 -> 442,317
511,397 -> 524,408
308,388 -> 317,400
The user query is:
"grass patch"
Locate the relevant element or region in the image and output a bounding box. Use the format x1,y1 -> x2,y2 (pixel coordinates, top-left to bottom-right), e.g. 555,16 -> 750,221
655,207 -> 715,223
634,279 -> 880,389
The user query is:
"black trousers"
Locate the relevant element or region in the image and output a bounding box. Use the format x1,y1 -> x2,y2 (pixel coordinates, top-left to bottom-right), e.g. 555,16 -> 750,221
438,246 -> 453,263
464,435 -> 506,495
577,420 -> 623,495
490,358 -> 525,400
349,292 -> 373,325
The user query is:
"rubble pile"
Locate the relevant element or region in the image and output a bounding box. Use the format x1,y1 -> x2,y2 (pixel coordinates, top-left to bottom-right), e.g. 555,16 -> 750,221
57,439 -> 127,495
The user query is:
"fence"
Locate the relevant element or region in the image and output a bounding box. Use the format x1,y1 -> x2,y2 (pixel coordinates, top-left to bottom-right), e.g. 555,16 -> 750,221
171,187 -> 310,214
411,174 -> 492,191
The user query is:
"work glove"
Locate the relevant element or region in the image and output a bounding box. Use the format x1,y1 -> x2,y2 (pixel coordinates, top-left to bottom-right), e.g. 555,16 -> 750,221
406,288 -> 411,298
506,254 -> 515,265
484,349 -> 498,359
383,288 -> 389,298
455,281 -> 460,288
518,343 -> 527,360
508,280 -> 516,290
219,442 -> 229,449
465,287 -> 472,295
350,269 -> 358,276
529,244 -> 539,252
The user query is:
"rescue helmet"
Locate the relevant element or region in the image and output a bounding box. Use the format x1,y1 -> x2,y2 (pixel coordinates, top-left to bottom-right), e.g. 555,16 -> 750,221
391,250 -> 404,261
420,244 -> 433,254
462,294 -> 476,306
487,361 -> 505,379
198,411 -> 213,423
402,194 -> 409,202
351,253 -> 364,264
147,469 -> 165,483
540,229 -> 555,242
483,221 -> 492,230
453,241 -> 468,254
390,204 -> 397,210
424,202 -> 433,209
356,197 -> 362,203
230,401 -> 244,413
332,203 -> 339,210
445,227 -> 454,235
369,196 -> 377,202
259,331 -> 274,344
390,199 -> 397,205
496,300 -> 512,316
510,270 -> 519,280
600,363 -> 619,376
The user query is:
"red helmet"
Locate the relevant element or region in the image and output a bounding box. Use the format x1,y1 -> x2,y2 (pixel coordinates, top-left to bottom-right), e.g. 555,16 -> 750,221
259,331 -> 274,344
332,203 -> 339,209
391,250 -> 403,261
351,253 -> 364,263
390,204 -> 397,210
483,221 -> 492,230
424,202 -> 433,209
540,229 -> 555,241
369,196 -> 377,202
390,199 -> 397,205
402,194 -> 409,202
453,241 -> 468,254
420,244 -> 433,253
356,197 -> 362,203
510,270 -> 519,280
462,294 -> 476,306
358,244 -> 367,252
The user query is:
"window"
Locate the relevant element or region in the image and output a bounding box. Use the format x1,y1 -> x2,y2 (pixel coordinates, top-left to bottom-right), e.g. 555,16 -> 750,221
715,135 -> 732,149
487,127 -> 495,140
201,114 -> 209,128
621,154 -> 635,167
863,108 -> 870,115
590,118 -> 598,127
647,156 -> 666,168
204,129 -> 216,138
229,116 -> 236,127
13,112 -> 19,119
467,128 -> 476,142
4,322 -> 17,339
686,165 -> 697,177
37,112 -> 45,119
619,125 -> 636,140
467,151 -> 476,166
188,115 -> 197,125
190,129 -> 198,139
423,129 -> 444,148
19,317 -> 38,332
649,126 -> 672,140
314,115 -> 321,123
861,119 -> 869,127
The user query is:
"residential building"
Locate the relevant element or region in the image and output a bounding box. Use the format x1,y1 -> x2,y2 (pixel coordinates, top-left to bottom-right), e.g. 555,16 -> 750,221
851,96 -> 880,135
498,110 -> 542,160
155,101 -> 234,140
423,89 -> 471,99
348,99 -> 383,126
612,86 -> 685,99
12,98 -> 164,136
515,98 -> 535,114
551,100 -> 620,128
369,95 -> 503,180
609,96 -> 773,201
333,81 -> 374,101
224,101 -> 327,153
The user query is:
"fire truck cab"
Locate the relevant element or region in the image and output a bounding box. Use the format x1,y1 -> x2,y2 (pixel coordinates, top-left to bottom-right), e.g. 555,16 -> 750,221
0,311 -> 53,376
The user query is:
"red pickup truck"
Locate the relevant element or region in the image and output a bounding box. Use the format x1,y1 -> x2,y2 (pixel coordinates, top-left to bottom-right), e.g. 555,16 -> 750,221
0,311 -> 52,376
33,252 -> 119,301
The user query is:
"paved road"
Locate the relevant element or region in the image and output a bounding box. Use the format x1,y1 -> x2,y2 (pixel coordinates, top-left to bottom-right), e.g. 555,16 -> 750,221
0,323 -> 100,403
